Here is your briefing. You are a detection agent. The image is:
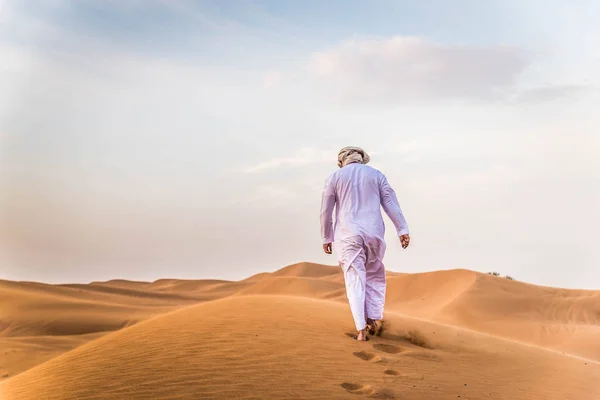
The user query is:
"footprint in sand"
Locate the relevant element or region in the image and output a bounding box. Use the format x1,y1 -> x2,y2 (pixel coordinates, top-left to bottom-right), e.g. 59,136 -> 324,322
341,383 -> 375,396
373,344 -> 404,354
402,351 -> 441,362
340,383 -> 396,399
353,350 -> 388,363
353,350 -> 376,361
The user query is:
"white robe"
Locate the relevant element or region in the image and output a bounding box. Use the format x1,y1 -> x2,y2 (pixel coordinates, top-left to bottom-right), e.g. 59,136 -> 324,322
320,163 -> 409,331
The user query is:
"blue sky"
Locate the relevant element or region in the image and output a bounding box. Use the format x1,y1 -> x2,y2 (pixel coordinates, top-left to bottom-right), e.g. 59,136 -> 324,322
0,0 -> 599,289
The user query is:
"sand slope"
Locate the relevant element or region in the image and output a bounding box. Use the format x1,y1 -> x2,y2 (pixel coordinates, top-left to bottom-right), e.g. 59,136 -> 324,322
384,270 -> 600,361
1,263 -> 599,399
2,295 -> 599,400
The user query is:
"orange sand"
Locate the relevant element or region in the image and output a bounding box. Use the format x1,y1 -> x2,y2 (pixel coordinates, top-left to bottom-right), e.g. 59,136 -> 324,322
1,263 -> 599,399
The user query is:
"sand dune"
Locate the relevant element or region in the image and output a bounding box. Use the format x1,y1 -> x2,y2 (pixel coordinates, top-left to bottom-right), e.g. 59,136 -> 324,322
1,263 -> 599,399
3,296 -> 599,400
384,269 -> 600,361
0,280 -> 187,337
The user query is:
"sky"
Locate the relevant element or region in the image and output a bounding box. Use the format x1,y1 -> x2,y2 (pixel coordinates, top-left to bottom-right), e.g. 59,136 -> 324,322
0,0 -> 598,289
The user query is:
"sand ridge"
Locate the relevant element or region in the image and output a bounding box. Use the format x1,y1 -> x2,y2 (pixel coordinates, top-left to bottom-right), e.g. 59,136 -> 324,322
1,263 -> 599,399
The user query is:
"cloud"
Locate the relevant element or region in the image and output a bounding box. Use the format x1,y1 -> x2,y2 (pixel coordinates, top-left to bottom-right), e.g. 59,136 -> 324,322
243,147 -> 334,174
239,185 -> 297,206
263,70 -> 283,88
307,36 -> 531,103
508,84 -> 593,104
390,139 -> 435,155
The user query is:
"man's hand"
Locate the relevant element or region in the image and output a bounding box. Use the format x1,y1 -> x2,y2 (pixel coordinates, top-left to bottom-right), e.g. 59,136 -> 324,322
323,243 -> 332,254
400,234 -> 410,249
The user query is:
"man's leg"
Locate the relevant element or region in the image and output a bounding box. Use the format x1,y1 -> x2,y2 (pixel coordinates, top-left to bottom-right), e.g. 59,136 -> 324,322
365,240 -> 387,330
342,254 -> 367,339
365,260 -> 386,318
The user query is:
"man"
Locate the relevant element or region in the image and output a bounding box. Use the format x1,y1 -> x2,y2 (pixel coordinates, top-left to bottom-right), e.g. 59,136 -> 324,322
320,146 -> 410,341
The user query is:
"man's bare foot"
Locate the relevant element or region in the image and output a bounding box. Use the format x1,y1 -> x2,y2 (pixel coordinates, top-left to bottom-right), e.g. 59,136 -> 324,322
354,329 -> 368,341
366,318 -> 384,336
366,318 -> 374,335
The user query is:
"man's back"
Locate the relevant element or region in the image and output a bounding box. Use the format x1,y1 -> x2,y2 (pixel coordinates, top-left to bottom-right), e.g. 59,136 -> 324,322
320,150 -> 409,246
328,163 -> 385,238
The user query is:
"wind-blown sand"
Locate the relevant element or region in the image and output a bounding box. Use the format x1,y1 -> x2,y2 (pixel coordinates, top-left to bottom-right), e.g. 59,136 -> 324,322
1,263 -> 599,399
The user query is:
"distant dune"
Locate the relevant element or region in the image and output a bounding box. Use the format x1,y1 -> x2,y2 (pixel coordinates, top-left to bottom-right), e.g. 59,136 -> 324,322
1,263 -> 599,399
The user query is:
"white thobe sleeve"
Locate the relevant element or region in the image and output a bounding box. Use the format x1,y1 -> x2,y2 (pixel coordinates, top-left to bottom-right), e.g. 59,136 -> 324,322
379,174 -> 409,236
320,175 -> 336,244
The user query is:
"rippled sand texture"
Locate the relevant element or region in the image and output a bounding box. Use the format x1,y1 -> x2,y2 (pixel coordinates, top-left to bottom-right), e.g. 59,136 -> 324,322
1,263 -> 599,399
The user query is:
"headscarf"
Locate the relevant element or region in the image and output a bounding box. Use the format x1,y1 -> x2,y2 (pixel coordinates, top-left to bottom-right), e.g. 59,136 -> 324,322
337,146 -> 370,168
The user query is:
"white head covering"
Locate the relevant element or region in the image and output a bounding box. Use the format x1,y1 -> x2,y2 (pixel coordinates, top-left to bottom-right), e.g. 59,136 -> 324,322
337,146 -> 370,168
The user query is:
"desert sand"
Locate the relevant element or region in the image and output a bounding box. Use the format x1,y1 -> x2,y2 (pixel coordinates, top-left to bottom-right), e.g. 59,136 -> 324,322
1,263 -> 599,399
